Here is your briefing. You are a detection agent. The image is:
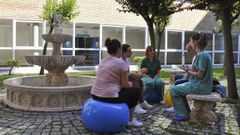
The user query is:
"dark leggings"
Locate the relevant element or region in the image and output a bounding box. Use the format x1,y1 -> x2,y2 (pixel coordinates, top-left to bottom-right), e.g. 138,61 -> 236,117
92,87 -> 141,109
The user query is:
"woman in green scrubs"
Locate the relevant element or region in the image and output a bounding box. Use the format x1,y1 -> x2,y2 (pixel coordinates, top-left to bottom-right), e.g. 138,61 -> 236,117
140,46 -> 165,103
170,33 -> 213,121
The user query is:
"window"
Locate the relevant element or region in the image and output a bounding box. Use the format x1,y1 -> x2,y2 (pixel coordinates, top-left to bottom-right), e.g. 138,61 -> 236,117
167,31 -> 182,49
167,52 -> 182,64
0,19 -> 12,47
126,26 -> 145,49
102,26 -> 123,47
16,22 -> 43,47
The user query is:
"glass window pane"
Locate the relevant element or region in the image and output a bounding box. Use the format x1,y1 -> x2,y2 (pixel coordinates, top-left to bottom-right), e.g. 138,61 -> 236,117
0,50 -> 12,65
101,50 -> 108,59
16,22 -> 43,47
184,31 -> 198,49
184,52 -> 195,64
167,52 -> 182,64
232,35 -> 238,51
75,23 -> 100,48
75,50 -> 99,66
205,33 -> 213,51
214,53 -> 224,64
215,34 -> 224,50
126,27 -> 145,49
215,34 -> 238,51
0,20 -> 12,47
234,53 -> 238,63
167,31 -> 182,49
102,26 -> 122,46
154,31 -> 165,50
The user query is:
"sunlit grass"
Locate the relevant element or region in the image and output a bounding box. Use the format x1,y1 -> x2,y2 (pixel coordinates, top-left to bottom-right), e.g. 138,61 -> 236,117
0,68 -> 239,87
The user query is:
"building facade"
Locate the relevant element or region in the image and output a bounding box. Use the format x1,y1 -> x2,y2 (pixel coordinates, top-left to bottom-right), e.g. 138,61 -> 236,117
0,0 -> 239,67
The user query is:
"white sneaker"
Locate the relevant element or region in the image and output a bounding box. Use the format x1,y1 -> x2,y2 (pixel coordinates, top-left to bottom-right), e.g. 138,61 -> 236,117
166,107 -> 174,113
127,118 -> 143,127
140,101 -> 153,109
134,104 -> 147,114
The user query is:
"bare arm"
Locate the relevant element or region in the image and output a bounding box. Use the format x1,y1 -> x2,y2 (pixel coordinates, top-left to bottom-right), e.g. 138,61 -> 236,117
187,70 -> 205,79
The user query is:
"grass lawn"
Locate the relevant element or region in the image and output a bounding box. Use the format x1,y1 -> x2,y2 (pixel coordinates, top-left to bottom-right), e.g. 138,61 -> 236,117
0,68 -> 240,88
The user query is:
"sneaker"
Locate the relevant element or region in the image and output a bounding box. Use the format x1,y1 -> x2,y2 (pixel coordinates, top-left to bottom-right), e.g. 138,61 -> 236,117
134,104 -> 147,114
166,107 -> 174,113
140,101 -> 153,109
159,100 -> 165,105
127,118 -> 143,127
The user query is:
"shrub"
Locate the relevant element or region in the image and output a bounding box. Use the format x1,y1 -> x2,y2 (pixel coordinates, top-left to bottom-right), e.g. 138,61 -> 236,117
7,59 -> 20,75
133,56 -> 144,69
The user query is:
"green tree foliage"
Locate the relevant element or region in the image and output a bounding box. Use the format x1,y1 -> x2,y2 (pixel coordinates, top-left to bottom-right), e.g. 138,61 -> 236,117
39,0 -> 79,75
187,0 -> 240,99
115,0 -> 184,59
7,59 -> 19,75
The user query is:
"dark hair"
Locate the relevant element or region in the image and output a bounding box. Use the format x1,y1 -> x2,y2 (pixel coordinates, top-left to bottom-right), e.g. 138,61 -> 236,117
105,38 -> 121,54
122,44 -> 130,53
191,33 -> 208,50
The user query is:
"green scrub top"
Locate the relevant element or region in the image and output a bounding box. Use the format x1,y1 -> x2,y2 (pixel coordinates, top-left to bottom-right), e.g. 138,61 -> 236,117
140,58 -> 161,78
189,51 -> 213,94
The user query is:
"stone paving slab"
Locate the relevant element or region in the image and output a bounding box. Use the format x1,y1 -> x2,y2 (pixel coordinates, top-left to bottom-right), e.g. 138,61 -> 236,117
0,98 -> 239,135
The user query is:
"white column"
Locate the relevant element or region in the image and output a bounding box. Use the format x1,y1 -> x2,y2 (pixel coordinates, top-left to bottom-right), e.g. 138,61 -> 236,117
33,24 -> 39,47
182,31 -> 185,65
164,29 -> 168,66
238,34 -> 240,65
145,27 -> 148,48
12,19 -> 16,60
122,25 -> 126,44
99,24 -> 103,62
72,22 -> 76,56
212,33 -> 215,65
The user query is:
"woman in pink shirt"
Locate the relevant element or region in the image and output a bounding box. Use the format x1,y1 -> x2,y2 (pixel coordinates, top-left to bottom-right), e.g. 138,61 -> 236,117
91,38 -> 142,127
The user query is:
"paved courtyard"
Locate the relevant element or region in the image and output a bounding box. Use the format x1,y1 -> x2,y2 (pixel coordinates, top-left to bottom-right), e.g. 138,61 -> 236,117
0,69 -> 239,135
0,94 -> 239,135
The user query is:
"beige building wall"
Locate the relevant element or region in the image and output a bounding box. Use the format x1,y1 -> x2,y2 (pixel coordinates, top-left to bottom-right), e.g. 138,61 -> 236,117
0,0 -> 220,31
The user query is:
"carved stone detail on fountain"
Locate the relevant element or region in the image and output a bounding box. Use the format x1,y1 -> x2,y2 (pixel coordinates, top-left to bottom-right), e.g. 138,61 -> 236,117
4,76 -> 95,111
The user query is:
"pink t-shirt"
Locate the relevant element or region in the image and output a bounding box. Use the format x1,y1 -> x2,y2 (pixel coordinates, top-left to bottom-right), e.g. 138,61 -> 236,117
91,56 -> 129,98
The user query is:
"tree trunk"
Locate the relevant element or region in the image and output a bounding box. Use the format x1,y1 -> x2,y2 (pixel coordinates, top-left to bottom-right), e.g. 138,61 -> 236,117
8,66 -> 14,75
222,8 -> 239,99
39,26 -> 54,75
146,21 -> 155,47
156,31 -> 163,60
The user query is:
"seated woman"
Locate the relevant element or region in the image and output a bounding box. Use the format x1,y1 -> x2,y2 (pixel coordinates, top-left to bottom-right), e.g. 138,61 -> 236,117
91,38 -> 142,127
140,46 -> 165,104
121,44 -> 152,114
170,33 -> 213,121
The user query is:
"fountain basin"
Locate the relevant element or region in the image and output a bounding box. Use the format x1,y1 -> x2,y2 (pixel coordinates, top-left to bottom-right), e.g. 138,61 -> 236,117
42,34 -> 72,44
3,75 -> 95,112
25,56 -> 85,72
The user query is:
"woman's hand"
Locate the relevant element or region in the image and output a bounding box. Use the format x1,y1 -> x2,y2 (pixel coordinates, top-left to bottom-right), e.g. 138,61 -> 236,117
128,81 -> 133,87
187,70 -> 205,79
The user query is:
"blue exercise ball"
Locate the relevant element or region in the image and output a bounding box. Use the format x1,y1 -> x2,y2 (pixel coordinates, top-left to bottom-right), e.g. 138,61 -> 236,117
82,98 -> 130,133
145,89 -> 160,103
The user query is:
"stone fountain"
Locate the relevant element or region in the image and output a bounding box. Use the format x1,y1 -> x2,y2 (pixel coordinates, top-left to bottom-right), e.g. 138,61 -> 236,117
3,13 -> 95,111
